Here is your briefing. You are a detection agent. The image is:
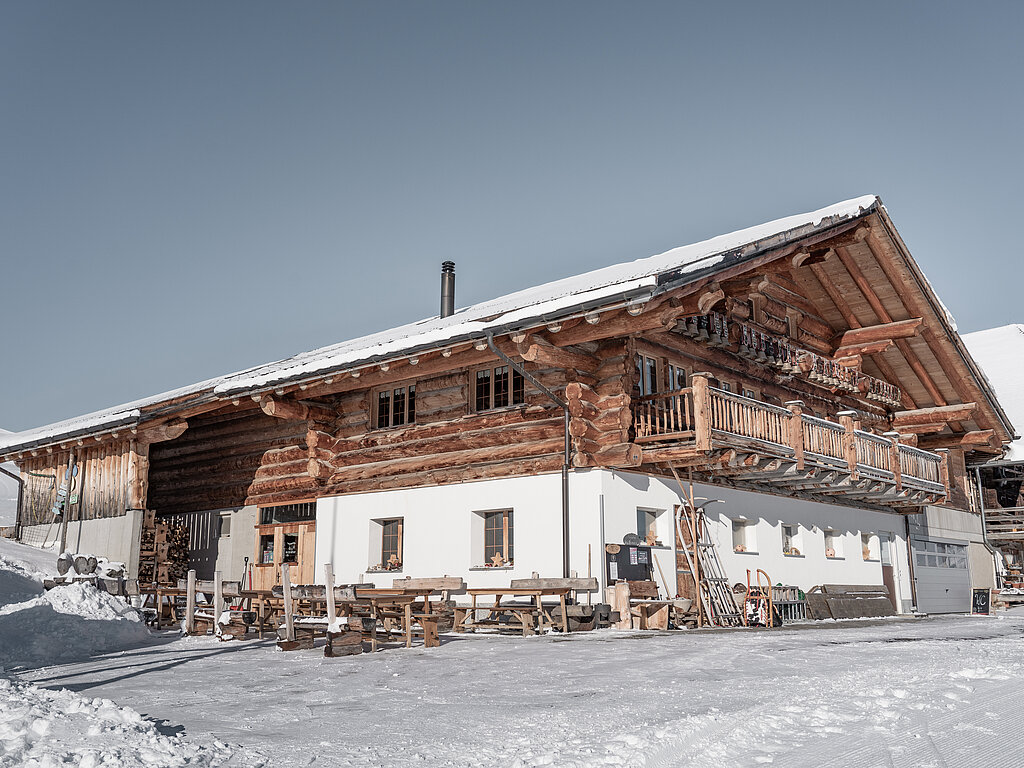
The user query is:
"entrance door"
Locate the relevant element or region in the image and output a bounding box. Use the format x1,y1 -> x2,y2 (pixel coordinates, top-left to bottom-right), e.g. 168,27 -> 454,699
879,532 -> 898,611
911,537 -> 971,613
251,501 -> 317,591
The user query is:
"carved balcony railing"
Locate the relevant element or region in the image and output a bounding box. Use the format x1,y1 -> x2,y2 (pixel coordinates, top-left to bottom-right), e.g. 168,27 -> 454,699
633,373 -> 947,509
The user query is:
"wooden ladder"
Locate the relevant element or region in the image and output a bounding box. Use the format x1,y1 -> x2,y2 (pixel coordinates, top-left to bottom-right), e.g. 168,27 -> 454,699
671,466 -> 743,628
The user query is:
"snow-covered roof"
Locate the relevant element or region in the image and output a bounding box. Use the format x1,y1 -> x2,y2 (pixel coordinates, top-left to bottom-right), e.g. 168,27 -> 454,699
0,194 -> 879,454
962,324 -> 1024,464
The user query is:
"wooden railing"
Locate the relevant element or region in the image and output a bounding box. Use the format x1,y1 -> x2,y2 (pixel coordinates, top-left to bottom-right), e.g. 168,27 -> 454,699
634,389 -> 694,441
801,415 -> 846,465
855,430 -> 894,478
897,444 -> 943,488
631,373 -> 947,500
706,388 -> 791,448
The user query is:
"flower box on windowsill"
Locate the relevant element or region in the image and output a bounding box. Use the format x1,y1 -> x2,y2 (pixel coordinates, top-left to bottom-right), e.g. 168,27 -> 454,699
365,567 -> 403,574
469,565 -> 514,571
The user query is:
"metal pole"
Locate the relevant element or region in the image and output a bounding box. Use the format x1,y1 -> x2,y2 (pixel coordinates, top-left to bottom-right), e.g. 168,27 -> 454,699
485,333 -> 572,578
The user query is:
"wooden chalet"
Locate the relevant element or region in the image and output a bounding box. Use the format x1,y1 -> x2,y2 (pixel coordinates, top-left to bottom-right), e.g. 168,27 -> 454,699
1,195 -> 1014,614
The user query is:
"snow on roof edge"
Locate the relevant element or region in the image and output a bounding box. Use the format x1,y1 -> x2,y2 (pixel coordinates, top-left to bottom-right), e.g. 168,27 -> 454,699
0,195 -> 878,454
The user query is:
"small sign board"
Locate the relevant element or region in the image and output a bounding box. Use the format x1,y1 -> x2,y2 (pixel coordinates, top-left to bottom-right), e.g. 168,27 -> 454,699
971,588 -> 991,615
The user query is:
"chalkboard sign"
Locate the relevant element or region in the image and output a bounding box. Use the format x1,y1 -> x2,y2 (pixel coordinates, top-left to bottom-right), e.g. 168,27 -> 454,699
971,588 -> 990,615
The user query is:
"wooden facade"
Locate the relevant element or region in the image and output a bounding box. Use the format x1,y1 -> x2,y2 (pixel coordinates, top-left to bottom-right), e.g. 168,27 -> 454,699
2,198 -> 1014,581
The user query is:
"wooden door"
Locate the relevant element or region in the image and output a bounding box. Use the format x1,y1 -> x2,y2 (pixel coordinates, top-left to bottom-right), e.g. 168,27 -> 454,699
251,522 -> 317,591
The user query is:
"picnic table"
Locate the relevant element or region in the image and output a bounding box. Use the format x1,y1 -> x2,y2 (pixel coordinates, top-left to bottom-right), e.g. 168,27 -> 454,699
454,587 -> 572,635
138,585 -> 188,629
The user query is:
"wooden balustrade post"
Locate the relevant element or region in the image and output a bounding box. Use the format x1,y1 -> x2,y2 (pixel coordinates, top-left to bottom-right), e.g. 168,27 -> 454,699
185,569 -> 196,635
213,570 -> 223,638
281,563 -> 295,643
785,401 -> 804,470
324,562 -> 337,630
692,373 -> 712,452
884,432 -> 902,491
937,448 -> 950,497
838,411 -> 858,480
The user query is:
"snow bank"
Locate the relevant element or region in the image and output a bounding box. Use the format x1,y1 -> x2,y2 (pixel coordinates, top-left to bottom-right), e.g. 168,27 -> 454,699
0,581 -> 150,671
0,678 -> 242,767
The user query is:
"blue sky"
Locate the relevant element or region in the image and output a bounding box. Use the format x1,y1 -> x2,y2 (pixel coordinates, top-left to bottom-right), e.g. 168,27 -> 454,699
2,2 -> 1021,431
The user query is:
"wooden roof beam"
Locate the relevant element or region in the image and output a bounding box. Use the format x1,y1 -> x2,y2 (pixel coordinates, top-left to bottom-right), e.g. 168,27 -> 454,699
833,244 -> 948,407
919,430 -> 1000,451
833,318 -> 923,349
137,419 -> 188,444
834,339 -> 894,358
261,397 -> 336,422
892,402 -> 977,427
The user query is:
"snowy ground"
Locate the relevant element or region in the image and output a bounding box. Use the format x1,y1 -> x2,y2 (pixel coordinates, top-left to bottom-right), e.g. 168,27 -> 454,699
3,537 -> 1023,766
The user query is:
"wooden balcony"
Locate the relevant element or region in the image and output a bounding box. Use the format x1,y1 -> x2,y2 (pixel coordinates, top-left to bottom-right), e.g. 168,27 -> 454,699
633,374 -> 947,511
982,508 -> 1024,541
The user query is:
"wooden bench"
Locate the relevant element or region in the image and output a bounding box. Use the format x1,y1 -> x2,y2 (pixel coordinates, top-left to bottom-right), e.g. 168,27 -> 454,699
456,587 -> 573,635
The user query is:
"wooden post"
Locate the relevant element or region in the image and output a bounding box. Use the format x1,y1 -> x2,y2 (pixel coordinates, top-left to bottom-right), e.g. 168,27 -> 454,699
185,569 -> 196,635
213,570 -> 223,637
692,373 -> 712,452
324,563 -> 337,629
937,448 -> 950,496
785,401 -> 804,470
838,411 -> 858,480
281,563 -> 295,643
884,432 -> 902,491
404,602 -> 413,648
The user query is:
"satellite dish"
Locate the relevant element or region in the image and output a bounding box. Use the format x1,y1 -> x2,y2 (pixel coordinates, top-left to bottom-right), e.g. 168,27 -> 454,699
622,533 -> 642,546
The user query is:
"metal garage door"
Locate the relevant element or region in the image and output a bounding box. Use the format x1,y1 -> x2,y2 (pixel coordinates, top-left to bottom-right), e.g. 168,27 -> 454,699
911,537 -> 971,614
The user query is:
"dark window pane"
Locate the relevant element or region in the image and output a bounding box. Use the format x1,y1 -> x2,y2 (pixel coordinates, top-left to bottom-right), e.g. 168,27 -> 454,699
282,534 -> 298,563
506,510 -> 514,563
645,357 -> 658,394
382,518 -> 402,565
393,388 -> 406,426
511,369 -> 525,405
407,385 -> 416,423
377,390 -> 391,428
476,370 -> 492,411
259,502 -> 316,525
259,534 -> 275,564
494,366 -> 509,408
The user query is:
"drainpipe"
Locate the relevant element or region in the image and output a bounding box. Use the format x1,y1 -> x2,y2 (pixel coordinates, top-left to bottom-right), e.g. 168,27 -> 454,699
485,332 -> 572,578
0,464 -> 23,540
974,466 -> 1002,588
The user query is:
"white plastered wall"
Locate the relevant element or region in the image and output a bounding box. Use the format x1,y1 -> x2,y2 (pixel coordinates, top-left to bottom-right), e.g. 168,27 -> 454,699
19,510 -> 146,577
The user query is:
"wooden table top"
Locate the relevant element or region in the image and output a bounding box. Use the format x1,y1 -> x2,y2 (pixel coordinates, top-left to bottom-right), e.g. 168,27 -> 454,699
466,587 -> 572,597
355,587 -> 435,598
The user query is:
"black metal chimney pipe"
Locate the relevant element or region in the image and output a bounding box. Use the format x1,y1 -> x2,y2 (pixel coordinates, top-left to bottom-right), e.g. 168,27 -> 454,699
440,261 -> 456,318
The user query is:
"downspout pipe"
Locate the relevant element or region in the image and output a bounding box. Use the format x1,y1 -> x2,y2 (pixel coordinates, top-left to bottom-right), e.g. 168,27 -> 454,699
0,464 -> 24,540
485,332 -> 572,578
974,466 -> 1002,588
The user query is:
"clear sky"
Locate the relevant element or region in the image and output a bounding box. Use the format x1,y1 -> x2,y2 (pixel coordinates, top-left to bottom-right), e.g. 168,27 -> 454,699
2,2 -> 1021,432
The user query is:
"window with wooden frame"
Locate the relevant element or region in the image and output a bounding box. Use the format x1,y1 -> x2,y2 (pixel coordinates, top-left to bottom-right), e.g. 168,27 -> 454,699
282,533 -> 299,564
667,363 -> 687,392
375,382 -> 416,428
381,518 -> 403,569
474,366 -> 525,411
483,509 -> 514,566
741,386 -> 758,401
636,354 -> 659,396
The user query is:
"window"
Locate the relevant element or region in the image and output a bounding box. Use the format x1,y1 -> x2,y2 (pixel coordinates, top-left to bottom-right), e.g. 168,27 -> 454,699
282,533 -> 299,563
861,533 -> 879,561
915,541 -> 968,569
879,533 -> 894,566
259,534 -> 275,564
217,513 -> 231,538
637,508 -> 659,544
484,510 -> 514,565
259,502 -> 316,525
475,366 -> 525,411
636,354 -> 659,396
719,381 -> 733,393
381,518 -> 403,569
824,529 -> 843,558
667,363 -> 687,392
742,387 -> 758,401
732,519 -> 755,553
782,524 -> 801,555
376,383 -> 416,428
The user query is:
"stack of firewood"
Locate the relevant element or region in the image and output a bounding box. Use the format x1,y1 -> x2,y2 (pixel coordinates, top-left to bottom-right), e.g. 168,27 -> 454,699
138,515 -> 190,584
